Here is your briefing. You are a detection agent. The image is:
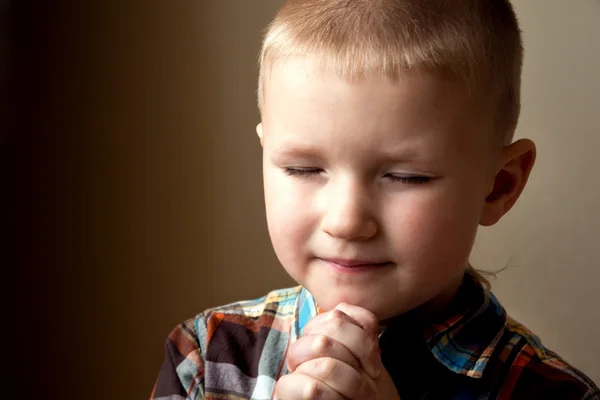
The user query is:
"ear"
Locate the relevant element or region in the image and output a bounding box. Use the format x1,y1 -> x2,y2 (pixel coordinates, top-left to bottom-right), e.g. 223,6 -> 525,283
256,123 -> 264,147
480,139 -> 536,226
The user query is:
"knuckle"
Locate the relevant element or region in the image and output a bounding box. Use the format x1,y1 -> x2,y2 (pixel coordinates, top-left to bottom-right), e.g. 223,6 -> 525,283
336,303 -> 379,332
329,309 -> 345,320
328,315 -> 344,332
312,334 -> 331,354
362,312 -> 379,333
317,357 -> 337,380
303,380 -> 322,400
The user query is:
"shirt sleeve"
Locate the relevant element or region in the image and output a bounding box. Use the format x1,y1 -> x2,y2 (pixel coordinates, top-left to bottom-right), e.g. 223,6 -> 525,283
150,317 -> 206,400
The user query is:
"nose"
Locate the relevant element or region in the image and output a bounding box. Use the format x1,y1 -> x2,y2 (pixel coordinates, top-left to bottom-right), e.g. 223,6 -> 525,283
319,178 -> 378,241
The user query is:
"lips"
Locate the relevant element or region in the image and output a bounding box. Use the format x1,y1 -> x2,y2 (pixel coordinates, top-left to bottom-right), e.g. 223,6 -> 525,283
319,258 -> 391,268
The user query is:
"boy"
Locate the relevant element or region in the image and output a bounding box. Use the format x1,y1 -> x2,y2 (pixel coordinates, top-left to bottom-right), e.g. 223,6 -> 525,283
151,0 -> 599,399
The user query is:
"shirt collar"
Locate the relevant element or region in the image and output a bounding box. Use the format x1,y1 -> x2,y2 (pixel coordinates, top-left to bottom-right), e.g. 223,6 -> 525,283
291,275 -> 506,379
418,275 -> 507,378
291,285 -> 319,344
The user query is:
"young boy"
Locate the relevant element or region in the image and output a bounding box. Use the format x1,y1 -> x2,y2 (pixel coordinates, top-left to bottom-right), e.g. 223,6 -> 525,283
151,0 -> 599,399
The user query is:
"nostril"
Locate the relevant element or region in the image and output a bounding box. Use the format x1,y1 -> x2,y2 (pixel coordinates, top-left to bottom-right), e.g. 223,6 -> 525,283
320,214 -> 378,241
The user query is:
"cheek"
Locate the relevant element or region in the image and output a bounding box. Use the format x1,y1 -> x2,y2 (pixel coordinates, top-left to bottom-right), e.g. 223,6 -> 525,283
263,170 -> 314,257
390,187 -> 481,263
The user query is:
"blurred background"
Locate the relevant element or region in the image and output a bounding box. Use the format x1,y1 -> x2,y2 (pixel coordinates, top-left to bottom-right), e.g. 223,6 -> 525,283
12,0 -> 599,398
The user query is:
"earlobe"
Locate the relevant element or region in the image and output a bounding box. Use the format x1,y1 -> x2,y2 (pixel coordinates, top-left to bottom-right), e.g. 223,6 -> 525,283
256,123 -> 264,147
480,139 -> 536,226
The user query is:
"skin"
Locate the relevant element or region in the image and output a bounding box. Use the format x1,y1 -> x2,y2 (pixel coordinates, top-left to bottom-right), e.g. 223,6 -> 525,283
257,57 -> 535,399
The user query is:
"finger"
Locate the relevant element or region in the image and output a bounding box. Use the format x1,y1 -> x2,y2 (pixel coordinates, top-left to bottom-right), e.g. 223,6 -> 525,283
295,358 -> 375,400
304,309 -> 360,336
334,303 -> 379,337
275,373 -> 346,400
287,333 -> 360,372
307,314 -> 382,379
333,303 -> 384,380
374,367 -> 402,400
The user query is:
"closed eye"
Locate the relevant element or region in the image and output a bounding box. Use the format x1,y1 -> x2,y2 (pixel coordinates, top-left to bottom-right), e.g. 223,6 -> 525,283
283,167 -> 323,177
385,174 -> 431,184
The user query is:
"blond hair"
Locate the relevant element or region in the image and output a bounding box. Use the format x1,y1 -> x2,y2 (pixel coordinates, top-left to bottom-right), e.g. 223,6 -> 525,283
258,0 -> 523,144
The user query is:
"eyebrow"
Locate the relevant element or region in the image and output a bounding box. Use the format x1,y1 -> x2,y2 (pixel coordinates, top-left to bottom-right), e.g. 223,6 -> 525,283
270,144 -> 321,157
376,147 -> 432,164
269,150 -> 325,168
270,142 -> 434,166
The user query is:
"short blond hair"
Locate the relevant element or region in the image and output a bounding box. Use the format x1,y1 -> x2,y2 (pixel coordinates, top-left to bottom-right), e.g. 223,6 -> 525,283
258,0 -> 524,143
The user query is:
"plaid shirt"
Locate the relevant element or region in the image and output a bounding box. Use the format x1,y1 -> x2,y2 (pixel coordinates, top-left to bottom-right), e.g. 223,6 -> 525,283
151,276 -> 599,399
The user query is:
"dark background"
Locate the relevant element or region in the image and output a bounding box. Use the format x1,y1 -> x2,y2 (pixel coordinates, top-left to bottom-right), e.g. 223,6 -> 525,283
12,1 -> 289,398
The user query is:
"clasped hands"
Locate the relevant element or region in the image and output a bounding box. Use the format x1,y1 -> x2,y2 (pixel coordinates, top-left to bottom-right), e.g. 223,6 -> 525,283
275,303 -> 401,400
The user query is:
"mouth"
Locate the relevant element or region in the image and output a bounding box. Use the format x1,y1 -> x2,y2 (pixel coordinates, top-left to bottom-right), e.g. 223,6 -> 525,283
319,257 -> 393,273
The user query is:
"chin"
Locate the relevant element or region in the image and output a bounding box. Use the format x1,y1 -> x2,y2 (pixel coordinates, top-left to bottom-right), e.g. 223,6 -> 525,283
313,289 -> 399,319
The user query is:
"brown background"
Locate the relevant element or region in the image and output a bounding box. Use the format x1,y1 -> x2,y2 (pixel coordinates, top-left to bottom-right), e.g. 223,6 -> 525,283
13,1 -> 599,398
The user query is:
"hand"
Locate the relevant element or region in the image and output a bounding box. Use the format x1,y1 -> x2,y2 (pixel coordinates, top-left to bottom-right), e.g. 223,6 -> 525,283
275,303 -> 401,399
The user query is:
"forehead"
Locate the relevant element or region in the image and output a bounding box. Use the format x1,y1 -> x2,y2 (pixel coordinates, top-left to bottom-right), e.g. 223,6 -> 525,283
265,57 -> 460,104
262,58 -> 487,148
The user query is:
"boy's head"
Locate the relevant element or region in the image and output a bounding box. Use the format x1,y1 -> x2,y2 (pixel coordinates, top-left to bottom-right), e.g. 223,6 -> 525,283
256,0 -> 535,321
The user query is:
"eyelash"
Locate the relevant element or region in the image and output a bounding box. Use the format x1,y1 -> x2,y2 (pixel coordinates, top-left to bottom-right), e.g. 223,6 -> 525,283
384,174 -> 431,185
283,168 -> 431,184
283,168 -> 323,177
